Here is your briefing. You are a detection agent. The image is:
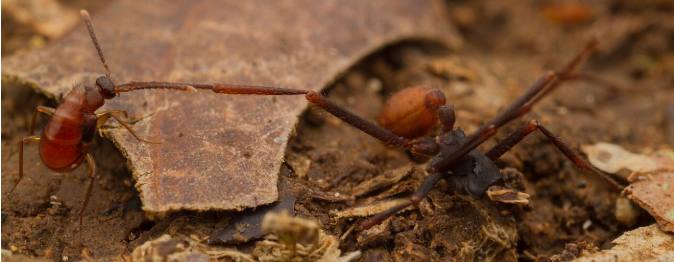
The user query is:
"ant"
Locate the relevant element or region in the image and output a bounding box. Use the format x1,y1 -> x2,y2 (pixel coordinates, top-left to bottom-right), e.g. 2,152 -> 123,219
179,40 -> 626,230
5,10 -> 280,244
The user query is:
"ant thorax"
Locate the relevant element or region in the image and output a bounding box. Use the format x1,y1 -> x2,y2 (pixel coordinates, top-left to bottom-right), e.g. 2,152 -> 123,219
83,85 -> 105,112
432,129 -> 504,198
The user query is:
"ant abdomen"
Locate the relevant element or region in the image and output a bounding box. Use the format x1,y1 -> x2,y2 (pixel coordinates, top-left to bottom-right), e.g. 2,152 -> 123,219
40,87 -> 89,171
378,86 -> 446,139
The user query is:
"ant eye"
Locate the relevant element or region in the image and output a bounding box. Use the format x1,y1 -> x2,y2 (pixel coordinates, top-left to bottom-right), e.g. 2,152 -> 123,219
96,76 -> 116,99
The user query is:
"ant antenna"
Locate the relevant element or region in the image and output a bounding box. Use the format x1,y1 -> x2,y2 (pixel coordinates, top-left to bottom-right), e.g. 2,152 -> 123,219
80,10 -> 111,79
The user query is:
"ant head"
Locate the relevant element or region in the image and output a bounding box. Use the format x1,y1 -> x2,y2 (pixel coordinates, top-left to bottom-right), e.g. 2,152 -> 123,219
96,76 -> 116,99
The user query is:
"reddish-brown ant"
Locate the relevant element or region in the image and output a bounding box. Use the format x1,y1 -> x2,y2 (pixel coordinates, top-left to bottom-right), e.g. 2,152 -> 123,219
5,10 -> 203,243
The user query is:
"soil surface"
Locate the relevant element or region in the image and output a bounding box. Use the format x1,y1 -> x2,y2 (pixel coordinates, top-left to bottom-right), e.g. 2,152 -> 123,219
2,0 -> 673,261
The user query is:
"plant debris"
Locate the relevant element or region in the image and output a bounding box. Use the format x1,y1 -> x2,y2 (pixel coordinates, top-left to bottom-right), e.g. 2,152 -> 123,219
233,211 -> 361,262
130,234 -> 210,262
335,197 -> 415,219
537,241 -> 599,261
581,142 -> 674,177
582,142 -> 674,232
570,224 -> 674,262
211,196 -> 296,244
486,184 -> 530,205
625,172 -> 674,232
350,165 -> 415,197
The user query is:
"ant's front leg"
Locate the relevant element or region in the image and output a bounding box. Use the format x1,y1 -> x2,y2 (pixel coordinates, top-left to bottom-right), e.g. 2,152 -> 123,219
486,119 -> 623,190
96,111 -> 161,144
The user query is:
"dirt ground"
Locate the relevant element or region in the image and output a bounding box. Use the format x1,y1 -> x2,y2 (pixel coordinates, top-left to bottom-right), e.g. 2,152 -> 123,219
2,0 -> 673,261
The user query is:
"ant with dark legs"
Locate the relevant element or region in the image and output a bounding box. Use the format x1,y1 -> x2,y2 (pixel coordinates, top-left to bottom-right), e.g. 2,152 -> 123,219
184,40 -> 625,230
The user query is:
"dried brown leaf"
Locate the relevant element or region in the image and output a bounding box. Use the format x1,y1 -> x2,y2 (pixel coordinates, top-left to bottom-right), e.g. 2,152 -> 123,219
625,172 -> 674,232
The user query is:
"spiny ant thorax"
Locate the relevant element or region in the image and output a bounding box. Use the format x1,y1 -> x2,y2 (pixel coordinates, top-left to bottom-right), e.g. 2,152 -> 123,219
432,129 -> 504,198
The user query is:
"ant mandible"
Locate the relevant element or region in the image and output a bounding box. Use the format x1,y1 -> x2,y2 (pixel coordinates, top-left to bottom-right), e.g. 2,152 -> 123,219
185,40 -> 626,229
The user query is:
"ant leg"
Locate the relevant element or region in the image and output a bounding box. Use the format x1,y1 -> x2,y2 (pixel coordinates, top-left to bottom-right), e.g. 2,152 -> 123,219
96,110 -> 129,120
485,120 -> 539,161
29,106 -> 55,136
361,173 -> 444,230
96,110 -> 129,135
8,136 -> 41,198
305,91 -> 412,148
78,153 -> 97,245
470,40 -> 598,138
486,119 -> 623,190
97,112 -> 161,144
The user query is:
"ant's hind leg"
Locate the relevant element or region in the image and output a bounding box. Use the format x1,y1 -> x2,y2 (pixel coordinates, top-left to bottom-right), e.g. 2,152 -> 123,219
30,106 -> 55,135
361,172 -> 444,230
486,119 -> 623,191
97,112 -> 161,144
78,153 -> 97,245
8,136 -> 41,198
